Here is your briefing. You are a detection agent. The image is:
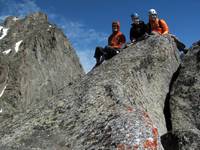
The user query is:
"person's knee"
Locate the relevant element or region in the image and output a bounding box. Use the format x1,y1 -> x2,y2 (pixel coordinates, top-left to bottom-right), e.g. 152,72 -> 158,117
94,46 -> 104,58
95,46 -> 100,52
96,46 -> 102,50
96,46 -> 105,53
94,47 -> 100,58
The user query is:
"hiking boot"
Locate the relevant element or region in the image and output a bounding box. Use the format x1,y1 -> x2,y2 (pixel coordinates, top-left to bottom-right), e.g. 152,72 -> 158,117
92,56 -> 104,69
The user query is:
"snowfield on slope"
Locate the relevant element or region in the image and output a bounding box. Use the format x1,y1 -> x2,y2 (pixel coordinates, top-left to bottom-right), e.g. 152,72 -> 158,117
13,17 -> 20,21
15,40 -> 23,53
0,85 -> 7,98
0,26 -> 9,40
2,49 -> 12,55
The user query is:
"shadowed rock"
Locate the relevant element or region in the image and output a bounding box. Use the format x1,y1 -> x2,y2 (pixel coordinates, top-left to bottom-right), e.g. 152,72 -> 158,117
170,44 -> 200,150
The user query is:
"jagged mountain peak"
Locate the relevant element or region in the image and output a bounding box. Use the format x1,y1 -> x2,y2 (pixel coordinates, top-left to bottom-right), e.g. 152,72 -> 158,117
3,12 -> 48,27
25,12 -> 48,21
0,12 -> 84,117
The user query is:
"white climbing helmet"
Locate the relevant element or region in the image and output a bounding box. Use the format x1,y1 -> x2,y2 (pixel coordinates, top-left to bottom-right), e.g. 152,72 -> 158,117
149,9 -> 157,15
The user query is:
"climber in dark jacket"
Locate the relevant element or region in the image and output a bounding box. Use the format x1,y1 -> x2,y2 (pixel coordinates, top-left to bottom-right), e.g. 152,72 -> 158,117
93,21 -> 126,68
130,13 -> 148,43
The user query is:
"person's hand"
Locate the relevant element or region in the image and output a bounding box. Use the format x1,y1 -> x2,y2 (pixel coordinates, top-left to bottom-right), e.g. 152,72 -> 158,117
151,31 -> 159,35
124,43 -> 129,48
163,31 -> 169,35
124,42 -> 134,48
144,33 -> 149,38
131,39 -> 136,43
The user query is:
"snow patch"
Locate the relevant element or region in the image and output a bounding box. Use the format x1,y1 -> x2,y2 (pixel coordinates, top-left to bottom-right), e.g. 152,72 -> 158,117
0,85 -> 7,98
13,17 -> 20,21
2,49 -> 12,55
15,40 -> 23,53
0,108 -> 2,113
0,26 -> 9,40
47,25 -> 53,31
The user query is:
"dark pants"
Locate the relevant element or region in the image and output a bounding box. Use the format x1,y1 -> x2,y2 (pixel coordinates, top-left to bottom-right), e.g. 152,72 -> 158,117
94,46 -> 120,66
170,34 -> 186,53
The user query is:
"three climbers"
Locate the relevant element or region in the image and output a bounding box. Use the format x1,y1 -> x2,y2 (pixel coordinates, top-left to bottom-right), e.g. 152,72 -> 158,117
93,9 -> 186,68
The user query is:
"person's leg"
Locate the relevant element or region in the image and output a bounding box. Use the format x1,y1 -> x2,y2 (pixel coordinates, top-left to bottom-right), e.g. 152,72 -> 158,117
170,34 -> 187,53
104,47 -> 120,60
94,47 -> 104,62
93,46 -> 105,67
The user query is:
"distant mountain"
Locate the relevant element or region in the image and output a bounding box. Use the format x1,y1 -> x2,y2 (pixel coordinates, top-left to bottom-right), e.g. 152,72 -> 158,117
0,12 -> 84,116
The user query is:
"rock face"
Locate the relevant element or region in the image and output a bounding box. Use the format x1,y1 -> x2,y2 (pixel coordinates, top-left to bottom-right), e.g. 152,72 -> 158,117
169,44 -> 200,150
0,12 -> 84,117
0,31 -> 181,149
192,40 -> 200,46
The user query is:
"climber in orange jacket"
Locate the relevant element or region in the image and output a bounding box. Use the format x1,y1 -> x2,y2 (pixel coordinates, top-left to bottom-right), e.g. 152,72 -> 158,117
107,21 -> 126,49
147,9 -> 187,55
93,21 -> 126,68
147,9 -> 169,35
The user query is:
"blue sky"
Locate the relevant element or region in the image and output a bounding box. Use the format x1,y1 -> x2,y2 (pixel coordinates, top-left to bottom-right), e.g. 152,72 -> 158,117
0,0 -> 200,72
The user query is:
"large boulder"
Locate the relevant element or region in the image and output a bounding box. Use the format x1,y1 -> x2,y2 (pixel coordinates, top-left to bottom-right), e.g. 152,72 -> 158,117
0,33 -> 180,149
169,44 -> 200,150
0,12 -> 84,118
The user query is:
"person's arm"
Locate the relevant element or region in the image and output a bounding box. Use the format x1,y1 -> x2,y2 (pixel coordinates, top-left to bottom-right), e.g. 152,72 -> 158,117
142,22 -> 147,34
130,27 -> 133,41
131,31 -> 136,42
108,35 -> 111,46
130,27 -> 136,42
146,23 -> 151,34
121,34 -> 126,44
112,34 -> 126,49
143,23 -> 149,38
160,19 -> 169,35
119,34 -> 126,48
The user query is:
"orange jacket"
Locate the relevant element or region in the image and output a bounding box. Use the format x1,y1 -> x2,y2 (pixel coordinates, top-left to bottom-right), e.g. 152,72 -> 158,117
149,19 -> 169,35
108,21 -> 126,49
